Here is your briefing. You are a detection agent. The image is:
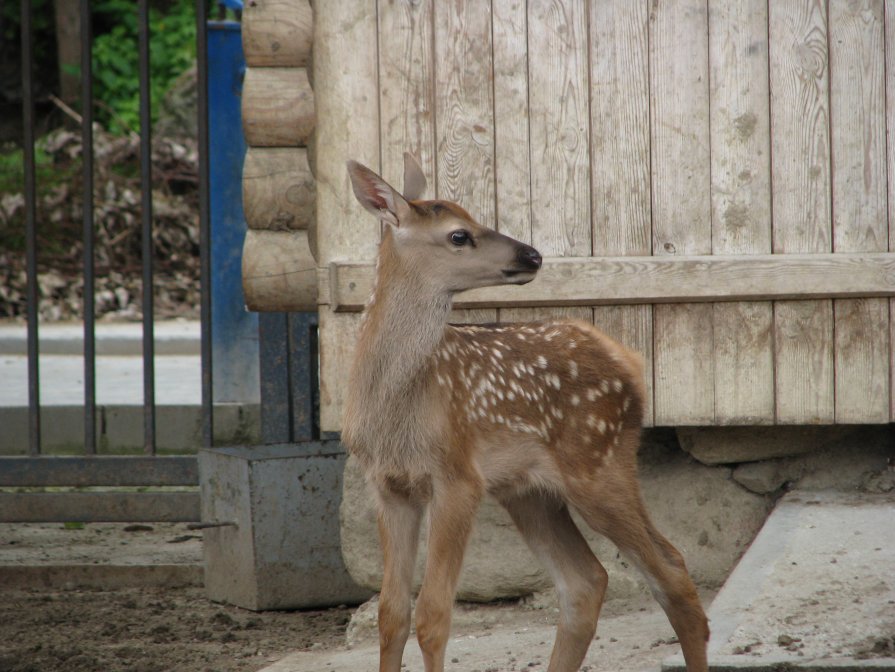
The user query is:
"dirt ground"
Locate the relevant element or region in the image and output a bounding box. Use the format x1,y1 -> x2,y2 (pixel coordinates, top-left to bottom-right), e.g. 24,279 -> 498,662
0,523 -> 351,672
0,523 -> 691,672
0,583 -> 697,672
0,585 -> 353,672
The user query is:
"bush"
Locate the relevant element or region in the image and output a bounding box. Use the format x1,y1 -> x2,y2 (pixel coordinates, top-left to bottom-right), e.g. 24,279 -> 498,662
91,0 -> 197,134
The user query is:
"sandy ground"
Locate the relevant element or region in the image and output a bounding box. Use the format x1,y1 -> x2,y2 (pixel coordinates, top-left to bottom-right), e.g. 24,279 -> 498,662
0,582 -> 700,672
0,523 -> 695,672
0,585 -> 353,672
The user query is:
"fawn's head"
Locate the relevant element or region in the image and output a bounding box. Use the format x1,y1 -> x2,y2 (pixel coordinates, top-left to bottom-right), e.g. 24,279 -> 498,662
347,155 -> 542,294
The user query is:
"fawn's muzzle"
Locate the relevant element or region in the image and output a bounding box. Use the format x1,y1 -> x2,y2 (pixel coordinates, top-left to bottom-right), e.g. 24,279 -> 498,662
517,245 -> 543,271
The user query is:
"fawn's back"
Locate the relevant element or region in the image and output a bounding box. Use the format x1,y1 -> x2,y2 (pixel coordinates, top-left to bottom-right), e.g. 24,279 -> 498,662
432,318 -> 646,497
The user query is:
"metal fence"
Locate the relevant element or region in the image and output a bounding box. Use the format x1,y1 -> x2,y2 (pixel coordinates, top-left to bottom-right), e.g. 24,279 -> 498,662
1,0 -> 214,522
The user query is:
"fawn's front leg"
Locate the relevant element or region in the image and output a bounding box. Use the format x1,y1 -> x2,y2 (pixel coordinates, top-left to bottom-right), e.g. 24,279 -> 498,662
376,485 -> 424,672
415,476 -> 483,672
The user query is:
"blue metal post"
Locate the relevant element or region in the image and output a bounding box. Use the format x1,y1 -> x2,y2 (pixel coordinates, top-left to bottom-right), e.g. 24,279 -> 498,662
208,17 -> 259,403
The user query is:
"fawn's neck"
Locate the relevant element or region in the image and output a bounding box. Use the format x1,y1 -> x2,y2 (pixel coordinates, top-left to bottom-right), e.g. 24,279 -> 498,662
354,236 -> 453,398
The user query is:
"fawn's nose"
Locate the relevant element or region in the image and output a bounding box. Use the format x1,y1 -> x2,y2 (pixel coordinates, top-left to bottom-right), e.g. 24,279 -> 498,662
517,245 -> 543,270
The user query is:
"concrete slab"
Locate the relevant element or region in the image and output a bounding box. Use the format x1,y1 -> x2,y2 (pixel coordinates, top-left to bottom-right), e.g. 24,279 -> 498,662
0,320 -> 200,356
0,522 -> 203,590
0,354 -> 200,406
664,491 -> 895,671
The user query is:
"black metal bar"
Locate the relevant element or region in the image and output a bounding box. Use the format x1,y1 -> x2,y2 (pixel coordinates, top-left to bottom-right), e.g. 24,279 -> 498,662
259,313 -> 291,443
81,0 -> 96,455
197,0 -> 214,449
21,0 -> 40,456
0,457 -> 198,487
289,313 -> 317,442
138,0 -> 156,454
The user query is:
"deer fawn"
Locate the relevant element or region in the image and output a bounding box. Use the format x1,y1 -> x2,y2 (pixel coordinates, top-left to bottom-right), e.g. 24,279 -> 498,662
343,155 -> 709,672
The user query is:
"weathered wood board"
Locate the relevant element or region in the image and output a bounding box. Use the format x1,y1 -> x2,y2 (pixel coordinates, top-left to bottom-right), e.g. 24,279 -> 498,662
310,0 -> 895,433
589,0 -> 653,425
650,0 -> 713,426
314,1 -> 380,433
708,0 -> 774,424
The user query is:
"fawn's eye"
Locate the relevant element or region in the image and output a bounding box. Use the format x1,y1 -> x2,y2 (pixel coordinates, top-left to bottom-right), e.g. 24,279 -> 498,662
449,230 -> 471,247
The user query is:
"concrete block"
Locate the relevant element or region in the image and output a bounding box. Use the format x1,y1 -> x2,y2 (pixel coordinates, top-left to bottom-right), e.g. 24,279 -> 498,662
200,442 -> 371,610
340,434 -> 772,602
340,456 -> 550,602
677,426 -> 854,465
664,490 -> 895,670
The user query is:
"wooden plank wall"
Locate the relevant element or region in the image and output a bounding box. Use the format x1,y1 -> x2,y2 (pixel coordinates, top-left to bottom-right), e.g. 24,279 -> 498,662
315,0 -> 895,432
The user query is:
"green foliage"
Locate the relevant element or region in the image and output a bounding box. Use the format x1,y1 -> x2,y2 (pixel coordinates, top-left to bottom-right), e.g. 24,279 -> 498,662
91,0 -> 196,134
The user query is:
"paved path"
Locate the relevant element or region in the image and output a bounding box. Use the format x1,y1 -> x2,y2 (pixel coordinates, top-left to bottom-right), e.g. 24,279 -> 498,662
0,321 -> 201,407
664,490 -> 895,671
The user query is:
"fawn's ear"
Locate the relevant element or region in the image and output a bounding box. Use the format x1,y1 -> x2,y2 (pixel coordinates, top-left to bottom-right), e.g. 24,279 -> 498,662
347,160 -> 410,228
402,152 -> 427,201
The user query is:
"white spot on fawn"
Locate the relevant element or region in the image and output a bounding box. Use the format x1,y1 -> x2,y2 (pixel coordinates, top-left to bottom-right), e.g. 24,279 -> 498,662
568,361 -> 578,379
587,388 -> 600,402
612,379 -> 623,393
597,419 -> 607,434
536,355 -> 548,369
570,394 -> 580,406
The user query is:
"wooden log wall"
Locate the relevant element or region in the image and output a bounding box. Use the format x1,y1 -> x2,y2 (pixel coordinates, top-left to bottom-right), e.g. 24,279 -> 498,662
312,0 -> 895,432
240,0 -> 317,312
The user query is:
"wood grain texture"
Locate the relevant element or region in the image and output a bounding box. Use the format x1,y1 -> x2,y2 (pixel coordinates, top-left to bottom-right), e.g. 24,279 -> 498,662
774,300 -> 834,424
527,0 -> 591,257
589,0 -> 653,425
434,0 -> 496,325
830,0 -> 887,254
769,0 -> 831,255
649,0 -> 713,425
770,0 -> 834,424
654,304 -> 714,426
887,0 -> 895,421
492,0 -> 531,243
590,0 -> 650,257
242,230 -> 317,312
711,302 -> 774,424
649,0 -> 711,257
829,0 -> 889,422
833,298 -> 889,422
242,0 -> 313,67
492,0 -> 532,327
378,0 -> 436,191
434,0 -> 495,226
323,253 -> 895,311
313,1 -> 380,432
242,68 -> 315,147
243,147 -> 314,230
709,0 -> 774,424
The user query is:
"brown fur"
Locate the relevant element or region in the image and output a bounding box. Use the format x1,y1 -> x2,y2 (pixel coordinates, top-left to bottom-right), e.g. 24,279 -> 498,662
343,158 -> 709,672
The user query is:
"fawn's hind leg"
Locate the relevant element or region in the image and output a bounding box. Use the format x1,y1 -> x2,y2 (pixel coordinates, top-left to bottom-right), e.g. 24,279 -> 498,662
568,430 -> 709,672
499,491 -> 608,672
